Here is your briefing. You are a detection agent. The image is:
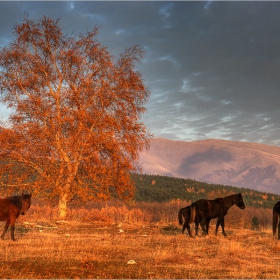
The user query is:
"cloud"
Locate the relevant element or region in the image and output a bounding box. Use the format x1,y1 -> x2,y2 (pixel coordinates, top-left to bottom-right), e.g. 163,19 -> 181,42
1,1 -> 280,146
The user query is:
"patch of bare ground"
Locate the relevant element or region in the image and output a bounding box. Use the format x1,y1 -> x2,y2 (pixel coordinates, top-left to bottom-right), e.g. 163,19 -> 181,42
0,219 -> 279,279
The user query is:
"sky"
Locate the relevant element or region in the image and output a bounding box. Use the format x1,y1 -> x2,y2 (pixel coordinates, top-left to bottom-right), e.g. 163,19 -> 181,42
1,1 -> 280,146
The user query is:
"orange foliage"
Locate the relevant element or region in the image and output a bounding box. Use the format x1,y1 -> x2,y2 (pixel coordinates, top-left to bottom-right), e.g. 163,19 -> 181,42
0,16 -> 152,217
22,199 -> 272,230
207,189 -> 235,199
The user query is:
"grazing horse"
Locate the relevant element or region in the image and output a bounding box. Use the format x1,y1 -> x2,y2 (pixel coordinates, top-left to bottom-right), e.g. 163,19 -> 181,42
0,193 -> 31,241
178,206 -> 203,237
273,201 -> 280,239
188,193 -> 246,236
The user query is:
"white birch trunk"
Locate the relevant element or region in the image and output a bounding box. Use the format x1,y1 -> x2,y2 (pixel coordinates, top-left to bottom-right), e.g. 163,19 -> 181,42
58,193 -> 68,219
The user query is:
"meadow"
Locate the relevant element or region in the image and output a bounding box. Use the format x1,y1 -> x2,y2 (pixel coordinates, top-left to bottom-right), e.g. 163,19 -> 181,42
0,200 -> 279,279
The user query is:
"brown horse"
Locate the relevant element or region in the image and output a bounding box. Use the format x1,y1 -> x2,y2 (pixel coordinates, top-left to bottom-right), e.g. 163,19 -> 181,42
0,193 -> 31,241
178,206 -> 203,237
273,201 -> 280,239
188,193 -> 246,236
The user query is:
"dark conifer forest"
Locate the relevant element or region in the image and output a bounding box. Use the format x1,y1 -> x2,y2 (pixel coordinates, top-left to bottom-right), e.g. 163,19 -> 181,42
131,173 -> 280,208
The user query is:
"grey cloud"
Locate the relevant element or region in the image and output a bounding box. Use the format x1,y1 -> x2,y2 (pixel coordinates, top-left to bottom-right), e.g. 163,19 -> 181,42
1,1 -> 280,146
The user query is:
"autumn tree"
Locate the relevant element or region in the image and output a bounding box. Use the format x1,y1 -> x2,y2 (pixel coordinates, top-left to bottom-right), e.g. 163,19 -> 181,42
0,16 -> 152,218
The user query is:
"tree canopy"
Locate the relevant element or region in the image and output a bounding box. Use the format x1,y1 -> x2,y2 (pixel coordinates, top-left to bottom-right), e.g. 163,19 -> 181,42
0,16 -> 152,217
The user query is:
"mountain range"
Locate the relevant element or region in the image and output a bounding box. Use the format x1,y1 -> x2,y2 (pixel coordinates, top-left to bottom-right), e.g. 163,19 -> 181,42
138,138 -> 280,195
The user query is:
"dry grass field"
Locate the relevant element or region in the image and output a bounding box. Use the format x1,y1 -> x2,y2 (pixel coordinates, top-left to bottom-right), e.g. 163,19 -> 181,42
0,200 -> 279,279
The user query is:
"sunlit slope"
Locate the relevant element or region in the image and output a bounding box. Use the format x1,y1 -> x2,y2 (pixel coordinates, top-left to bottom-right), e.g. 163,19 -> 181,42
139,138 -> 280,194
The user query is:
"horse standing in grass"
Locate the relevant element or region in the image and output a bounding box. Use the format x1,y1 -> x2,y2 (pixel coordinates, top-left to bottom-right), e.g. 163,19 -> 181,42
188,193 -> 246,236
273,201 -> 280,239
0,193 -> 31,241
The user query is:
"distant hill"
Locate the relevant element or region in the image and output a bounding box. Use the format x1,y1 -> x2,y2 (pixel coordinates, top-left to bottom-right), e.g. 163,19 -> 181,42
138,138 -> 280,195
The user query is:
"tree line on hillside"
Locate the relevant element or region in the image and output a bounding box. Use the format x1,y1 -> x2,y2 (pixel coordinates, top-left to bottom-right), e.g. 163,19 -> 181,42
131,173 -> 280,209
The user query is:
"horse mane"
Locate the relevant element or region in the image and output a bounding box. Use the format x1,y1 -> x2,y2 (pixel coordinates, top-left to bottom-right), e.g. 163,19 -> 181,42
222,193 -> 238,208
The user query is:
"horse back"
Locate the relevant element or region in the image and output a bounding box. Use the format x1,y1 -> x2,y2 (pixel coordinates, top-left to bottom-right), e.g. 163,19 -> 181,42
0,199 -> 20,221
194,199 -> 212,218
212,198 -> 229,217
195,198 -> 227,219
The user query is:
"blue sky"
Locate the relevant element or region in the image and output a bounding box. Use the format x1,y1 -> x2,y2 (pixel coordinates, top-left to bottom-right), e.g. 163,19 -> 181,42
1,1 -> 280,146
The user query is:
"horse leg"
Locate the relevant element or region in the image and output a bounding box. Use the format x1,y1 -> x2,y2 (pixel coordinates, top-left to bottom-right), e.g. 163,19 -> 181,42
195,221 -> 199,236
186,224 -> 194,238
10,217 -> 16,241
215,217 -> 223,235
200,217 -> 207,234
221,221 -> 227,236
181,209 -> 190,236
221,217 -> 227,236
1,220 -> 10,240
205,219 -> 211,235
182,217 -> 193,237
183,218 -> 194,237
182,221 -> 187,234
201,224 -> 207,233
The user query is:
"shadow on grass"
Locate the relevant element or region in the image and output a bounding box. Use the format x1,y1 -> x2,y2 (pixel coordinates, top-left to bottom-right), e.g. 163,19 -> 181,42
0,223 -> 33,241
160,224 -> 181,235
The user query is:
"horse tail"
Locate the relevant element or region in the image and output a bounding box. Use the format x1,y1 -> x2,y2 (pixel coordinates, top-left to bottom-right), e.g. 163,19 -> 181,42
273,206 -> 278,236
188,204 -> 197,225
178,208 -> 184,225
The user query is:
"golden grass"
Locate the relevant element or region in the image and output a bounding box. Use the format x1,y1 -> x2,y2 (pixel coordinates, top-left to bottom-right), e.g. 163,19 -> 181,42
0,221 -> 279,278
0,201 -> 279,278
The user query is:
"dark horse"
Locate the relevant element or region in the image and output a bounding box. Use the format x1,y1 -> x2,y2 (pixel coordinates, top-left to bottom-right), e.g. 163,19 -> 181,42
273,201 -> 280,239
0,193 -> 31,241
178,206 -> 203,237
188,193 -> 246,236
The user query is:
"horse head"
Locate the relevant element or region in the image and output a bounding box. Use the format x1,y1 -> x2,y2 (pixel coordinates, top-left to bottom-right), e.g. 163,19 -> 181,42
21,193 -> 31,215
236,193 -> 246,209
